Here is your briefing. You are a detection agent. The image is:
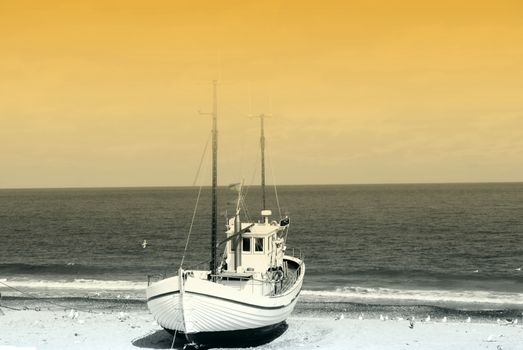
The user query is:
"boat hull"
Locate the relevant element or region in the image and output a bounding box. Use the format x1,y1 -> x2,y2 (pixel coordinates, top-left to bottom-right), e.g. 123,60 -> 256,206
146,257 -> 304,344
168,321 -> 289,347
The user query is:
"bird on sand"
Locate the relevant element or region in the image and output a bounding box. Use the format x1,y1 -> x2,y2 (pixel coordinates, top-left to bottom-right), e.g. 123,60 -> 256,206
408,316 -> 415,329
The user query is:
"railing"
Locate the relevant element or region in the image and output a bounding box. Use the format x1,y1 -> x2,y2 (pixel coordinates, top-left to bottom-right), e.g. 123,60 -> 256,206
147,251 -> 305,294
209,273 -> 272,295
288,247 -> 305,261
210,261 -> 304,296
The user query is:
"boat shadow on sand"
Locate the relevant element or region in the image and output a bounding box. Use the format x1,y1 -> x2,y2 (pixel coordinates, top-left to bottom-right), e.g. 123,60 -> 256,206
132,322 -> 289,349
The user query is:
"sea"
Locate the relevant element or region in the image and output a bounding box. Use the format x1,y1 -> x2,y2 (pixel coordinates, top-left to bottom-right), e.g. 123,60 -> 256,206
1,183 -> 522,318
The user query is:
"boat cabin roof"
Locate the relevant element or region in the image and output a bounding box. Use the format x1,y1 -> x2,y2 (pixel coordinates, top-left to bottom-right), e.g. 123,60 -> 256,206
226,221 -> 282,237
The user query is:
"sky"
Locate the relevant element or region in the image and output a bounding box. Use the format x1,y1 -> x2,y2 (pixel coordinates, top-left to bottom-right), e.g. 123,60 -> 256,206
1,0 -> 522,188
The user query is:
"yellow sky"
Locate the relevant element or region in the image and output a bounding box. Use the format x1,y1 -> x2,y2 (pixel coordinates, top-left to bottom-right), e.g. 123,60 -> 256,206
1,0 -> 522,188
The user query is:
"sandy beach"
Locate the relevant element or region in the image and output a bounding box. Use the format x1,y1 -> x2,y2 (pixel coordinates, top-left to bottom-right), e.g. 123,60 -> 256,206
1,299 -> 522,350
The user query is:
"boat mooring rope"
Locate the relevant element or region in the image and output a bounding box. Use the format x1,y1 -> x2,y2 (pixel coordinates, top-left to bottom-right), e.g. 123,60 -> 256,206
170,329 -> 178,349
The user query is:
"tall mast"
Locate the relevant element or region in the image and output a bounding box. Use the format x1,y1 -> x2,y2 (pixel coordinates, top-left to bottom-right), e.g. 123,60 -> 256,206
252,114 -> 267,210
259,115 -> 266,210
201,81 -> 218,276
211,80 -> 218,276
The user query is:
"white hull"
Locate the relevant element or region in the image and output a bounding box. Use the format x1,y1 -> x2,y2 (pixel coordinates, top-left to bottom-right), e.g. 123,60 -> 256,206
146,256 -> 304,337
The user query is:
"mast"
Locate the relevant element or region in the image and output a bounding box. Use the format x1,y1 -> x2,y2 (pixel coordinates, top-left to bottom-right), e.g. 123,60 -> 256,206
257,114 -> 267,210
200,81 -> 218,276
211,80 -> 218,277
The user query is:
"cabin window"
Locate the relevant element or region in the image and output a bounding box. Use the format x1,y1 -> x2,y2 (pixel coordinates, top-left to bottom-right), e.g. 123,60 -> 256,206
255,238 -> 264,252
242,237 -> 251,252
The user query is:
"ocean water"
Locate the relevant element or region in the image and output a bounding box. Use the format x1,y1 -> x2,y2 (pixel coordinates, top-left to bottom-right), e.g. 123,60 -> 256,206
1,184 -> 522,311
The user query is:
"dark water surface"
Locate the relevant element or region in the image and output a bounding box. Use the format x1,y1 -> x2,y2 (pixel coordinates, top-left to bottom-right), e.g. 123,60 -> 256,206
1,184 -> 522,309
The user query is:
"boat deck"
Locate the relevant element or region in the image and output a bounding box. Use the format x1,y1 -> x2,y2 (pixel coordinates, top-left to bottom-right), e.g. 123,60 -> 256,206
274,258 -> 302,295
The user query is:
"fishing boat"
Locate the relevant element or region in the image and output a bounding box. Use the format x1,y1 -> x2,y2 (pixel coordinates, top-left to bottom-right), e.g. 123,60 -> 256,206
146,81 -> 305,347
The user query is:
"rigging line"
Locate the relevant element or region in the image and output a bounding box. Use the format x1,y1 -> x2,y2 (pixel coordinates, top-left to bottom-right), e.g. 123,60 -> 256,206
268,144 -> 282,218
170,329 -> 178,349
240,194 -> 251,223
0,280 -> 93,313
241,197 -> 250,222
186,257 -> 212,271
192,132 -> 212,187
179,132 -> 211,269
179,182 -> 205,269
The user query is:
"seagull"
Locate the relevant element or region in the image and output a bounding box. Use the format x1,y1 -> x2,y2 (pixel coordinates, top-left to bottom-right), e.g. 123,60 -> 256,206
473,270 -> 479,273
68,309 -> 79,320
514,319 -> 518,325
397,317 -> 404,321
358,313 -> 364,320
408,316 -> 416,326
335,313 -> 344,320
442,316 -> 447,323
515,267 -> 521,271
425,315 -> 431,322
497,318 -> 502,325
380,314 -> 385,321
486,335 -> 495,342
466,317 -> 471,323
142,240 -> 148,249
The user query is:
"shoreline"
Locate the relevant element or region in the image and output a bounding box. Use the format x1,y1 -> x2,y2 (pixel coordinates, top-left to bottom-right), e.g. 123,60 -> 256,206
2,295 -> 523,322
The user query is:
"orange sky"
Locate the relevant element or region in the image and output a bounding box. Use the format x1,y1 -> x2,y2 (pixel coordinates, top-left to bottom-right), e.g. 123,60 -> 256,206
1,0 -> 522,188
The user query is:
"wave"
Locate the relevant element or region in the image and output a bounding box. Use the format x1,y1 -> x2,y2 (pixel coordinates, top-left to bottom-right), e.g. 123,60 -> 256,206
0,263 -> 148,276
0,278 -> 148,301
0,278 -> 147,291
2,277 -> 522,310
301,286 -> 523,309
306,266 -> 523,282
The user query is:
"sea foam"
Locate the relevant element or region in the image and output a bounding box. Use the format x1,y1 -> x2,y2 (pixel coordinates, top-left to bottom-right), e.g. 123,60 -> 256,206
301,286 -> 523,308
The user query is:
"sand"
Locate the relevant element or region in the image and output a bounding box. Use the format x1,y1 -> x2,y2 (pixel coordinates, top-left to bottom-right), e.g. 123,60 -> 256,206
1,302 -> 522,350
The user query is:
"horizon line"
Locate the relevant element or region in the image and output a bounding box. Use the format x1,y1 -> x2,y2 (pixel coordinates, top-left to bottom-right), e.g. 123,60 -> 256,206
1,180 -> 522,191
